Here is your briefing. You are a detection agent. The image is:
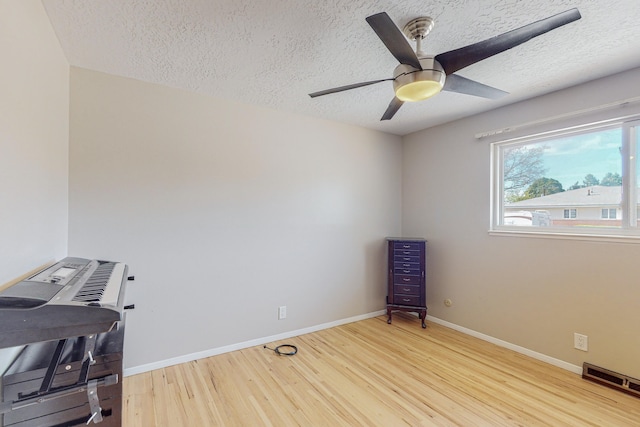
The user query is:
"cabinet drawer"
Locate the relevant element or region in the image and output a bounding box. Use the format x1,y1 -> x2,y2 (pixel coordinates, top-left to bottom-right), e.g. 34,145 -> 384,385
395,249 -> 420,257
396,267 -> 420,275
393,294 -> 420,306
394,284 -> 420,296
394,274 -> 420,285
394,261 -> 420,270
394,255 -> 420,263
393,241 -> 423,251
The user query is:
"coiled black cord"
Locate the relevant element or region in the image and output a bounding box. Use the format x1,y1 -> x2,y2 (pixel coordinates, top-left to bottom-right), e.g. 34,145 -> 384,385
263,344 -> 298,356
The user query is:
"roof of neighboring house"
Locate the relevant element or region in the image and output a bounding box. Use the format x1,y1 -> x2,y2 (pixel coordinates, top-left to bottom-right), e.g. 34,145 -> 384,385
506,186 -> 626,208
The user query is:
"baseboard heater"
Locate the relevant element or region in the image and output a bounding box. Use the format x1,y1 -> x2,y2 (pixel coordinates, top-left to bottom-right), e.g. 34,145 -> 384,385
582,362 -> 640,398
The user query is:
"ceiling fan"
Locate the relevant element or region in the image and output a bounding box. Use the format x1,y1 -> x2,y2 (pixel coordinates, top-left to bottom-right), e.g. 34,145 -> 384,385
309,9 -> 581,120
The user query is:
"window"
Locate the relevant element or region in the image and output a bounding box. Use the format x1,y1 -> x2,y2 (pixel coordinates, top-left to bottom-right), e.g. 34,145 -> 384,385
601,208 -> 616,219
491,117 -> 640,240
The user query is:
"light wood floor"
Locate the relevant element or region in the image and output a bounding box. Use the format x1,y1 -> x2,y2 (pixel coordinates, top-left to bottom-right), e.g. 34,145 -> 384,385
123,314 -> 640,426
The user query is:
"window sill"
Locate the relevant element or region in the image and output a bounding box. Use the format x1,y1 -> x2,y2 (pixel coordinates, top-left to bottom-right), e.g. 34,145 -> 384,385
489,228 -> 640,244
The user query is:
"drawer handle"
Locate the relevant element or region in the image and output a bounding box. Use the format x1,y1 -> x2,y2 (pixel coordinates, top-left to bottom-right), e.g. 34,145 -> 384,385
403,245 -> 410,248
403,298 -> 411,302
403,278 -> 410,282
403,251 -> 410,255
403,264 -> 410,267
403,288 -> 411,292
403,269 -> 410,273
403,258 -> 410,261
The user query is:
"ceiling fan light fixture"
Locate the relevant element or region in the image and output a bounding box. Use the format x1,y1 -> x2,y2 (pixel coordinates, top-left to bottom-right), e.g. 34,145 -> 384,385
395,79 -> 443,102
393,58 -> 445,102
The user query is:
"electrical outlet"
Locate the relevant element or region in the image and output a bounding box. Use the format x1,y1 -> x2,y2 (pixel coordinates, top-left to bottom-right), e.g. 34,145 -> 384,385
278,306 -> 287,320
574,333 -> 588,351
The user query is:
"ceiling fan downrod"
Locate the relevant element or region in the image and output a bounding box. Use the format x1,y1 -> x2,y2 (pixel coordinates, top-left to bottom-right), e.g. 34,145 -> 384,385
403,16 -> 434,57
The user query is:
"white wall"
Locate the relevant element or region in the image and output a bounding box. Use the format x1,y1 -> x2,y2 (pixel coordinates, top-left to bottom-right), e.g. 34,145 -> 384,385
0,0 -> 69,370
68,68 -> 402,369
403,67 -> 640,379
0,0 -> 69,283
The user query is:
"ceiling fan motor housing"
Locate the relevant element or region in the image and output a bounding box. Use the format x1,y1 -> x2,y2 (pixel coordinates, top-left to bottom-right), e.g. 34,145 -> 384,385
393,57 -> 445,102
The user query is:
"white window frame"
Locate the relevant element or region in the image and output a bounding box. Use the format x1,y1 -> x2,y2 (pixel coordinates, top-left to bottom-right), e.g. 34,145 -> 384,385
490,116 -> 640,242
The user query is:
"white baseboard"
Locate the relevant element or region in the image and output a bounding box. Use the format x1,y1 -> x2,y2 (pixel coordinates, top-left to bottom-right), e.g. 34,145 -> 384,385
124,310 -> 386,377
124,310 -> 581,377
426,315 -> 582,375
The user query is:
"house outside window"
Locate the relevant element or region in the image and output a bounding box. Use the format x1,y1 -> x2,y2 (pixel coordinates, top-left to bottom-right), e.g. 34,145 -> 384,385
602,208 -> 617,219
564,209 -> 577,219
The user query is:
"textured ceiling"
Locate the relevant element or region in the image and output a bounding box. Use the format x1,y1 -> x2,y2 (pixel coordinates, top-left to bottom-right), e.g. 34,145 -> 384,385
42,0 -> 640,136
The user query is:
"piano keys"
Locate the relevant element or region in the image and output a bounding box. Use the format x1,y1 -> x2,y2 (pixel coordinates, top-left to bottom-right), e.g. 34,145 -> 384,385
0,257 -> 128,349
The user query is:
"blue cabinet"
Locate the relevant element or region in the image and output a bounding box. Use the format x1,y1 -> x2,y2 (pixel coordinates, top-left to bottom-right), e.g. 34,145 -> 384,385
386,238 -> 427,328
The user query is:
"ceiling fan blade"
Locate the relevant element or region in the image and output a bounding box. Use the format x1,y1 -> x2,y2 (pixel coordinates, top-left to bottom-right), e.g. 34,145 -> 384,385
309,79 -> 392,98
366,12 -> 422,70
435,8 -> 581,75
443,74 -> 508,99
381,97 -> 404,121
